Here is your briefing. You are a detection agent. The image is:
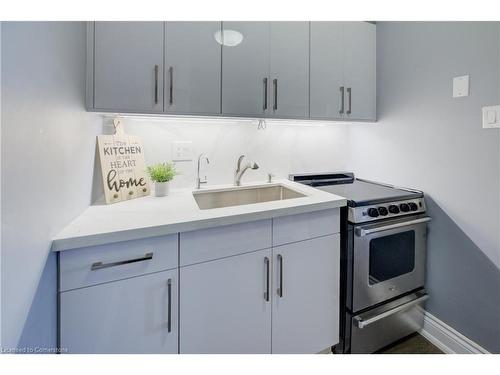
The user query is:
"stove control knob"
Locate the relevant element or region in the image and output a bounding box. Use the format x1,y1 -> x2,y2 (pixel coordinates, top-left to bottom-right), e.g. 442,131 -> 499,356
408,202 -> 419,211
378,207 -> 388,216
388,205 -> 400,214
400,203 -> 410,212
367,208 -> 379,218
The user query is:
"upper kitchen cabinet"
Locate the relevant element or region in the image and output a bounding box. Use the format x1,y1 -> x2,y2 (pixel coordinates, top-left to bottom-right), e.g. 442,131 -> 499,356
269,22 -> 310,118
165,22 -> 222,115
310,22 -> 376,121
91,22 -> 164,113
88,21 -> 221,115
310,22 -> 344,120
342,22 -> 376,121
221,22 -> 270,117
87,21 -> 375,121
222,22 -> 309,118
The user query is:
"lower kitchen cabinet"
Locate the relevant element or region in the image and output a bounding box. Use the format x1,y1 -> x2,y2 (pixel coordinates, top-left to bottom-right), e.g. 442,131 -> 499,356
179,248 -> 272,353
179,230 -> 340,353
271,234 -> 340,353
58,209 -> 341,354
60,269 -> 178,354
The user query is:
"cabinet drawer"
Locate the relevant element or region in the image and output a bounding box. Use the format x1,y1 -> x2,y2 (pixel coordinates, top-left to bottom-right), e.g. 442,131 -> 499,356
273,208 -> 340,246
180,219 -> 272,266
59,235 -> 178,291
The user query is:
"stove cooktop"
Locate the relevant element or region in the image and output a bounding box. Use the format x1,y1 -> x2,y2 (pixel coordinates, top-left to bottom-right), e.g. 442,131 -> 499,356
316,180 -> 422,207
290,172 -> 423,207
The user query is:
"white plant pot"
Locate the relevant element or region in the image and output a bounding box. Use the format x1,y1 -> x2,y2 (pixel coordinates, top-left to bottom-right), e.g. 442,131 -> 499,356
154,181 -> 170,197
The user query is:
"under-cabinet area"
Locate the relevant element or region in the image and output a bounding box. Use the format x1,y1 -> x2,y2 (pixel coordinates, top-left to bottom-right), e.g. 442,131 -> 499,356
86,21 -> 376,121
58,208 -> 341,354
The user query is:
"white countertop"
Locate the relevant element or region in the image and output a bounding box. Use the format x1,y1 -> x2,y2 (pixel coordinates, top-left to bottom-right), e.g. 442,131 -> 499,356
51,179 -> 347,251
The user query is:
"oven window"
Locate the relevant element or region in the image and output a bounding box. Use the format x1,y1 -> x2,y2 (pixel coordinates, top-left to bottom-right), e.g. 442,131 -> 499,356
369,231 -> 415,285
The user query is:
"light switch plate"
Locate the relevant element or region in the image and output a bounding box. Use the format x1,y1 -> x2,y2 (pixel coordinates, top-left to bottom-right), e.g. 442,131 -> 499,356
453,75 -> 469,98
482,105 -> 500,129
171,141 -> 193,161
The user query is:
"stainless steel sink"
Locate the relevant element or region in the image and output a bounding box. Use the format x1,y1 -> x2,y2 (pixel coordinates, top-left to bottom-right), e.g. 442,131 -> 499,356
193,184 -> 306,210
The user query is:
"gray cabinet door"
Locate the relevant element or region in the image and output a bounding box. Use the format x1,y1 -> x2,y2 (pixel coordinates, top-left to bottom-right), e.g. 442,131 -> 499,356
93,22 -> 164,112
180,249 -> 272,353
310,22 -> 344,120
272,234 -> 340,353
60,269 -> 178,353
269,22 -> 310,118
221,22 -> 270,117
165,22 -> 222,115
343,22 -> 376,121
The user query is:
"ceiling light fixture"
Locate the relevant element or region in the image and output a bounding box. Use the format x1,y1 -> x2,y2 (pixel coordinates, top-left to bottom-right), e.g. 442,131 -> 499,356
214,29 -> 244,47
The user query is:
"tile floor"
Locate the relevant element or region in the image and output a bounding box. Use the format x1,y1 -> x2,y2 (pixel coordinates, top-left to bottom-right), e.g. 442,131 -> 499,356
324,333 -> 444,354
378,334 -> 443,354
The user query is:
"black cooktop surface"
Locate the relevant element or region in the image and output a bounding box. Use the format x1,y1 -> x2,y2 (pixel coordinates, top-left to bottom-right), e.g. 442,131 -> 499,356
290,173 -> 422,207
317,180 -> 421,207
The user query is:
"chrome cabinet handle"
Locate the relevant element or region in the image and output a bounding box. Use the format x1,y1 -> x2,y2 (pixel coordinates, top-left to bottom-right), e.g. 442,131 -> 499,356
169,66 -> 173,105
167,278 -> 172,333
277,254 -> 283,297
346,87 -> 352,115
264,257 -> 270,302
273,79 -> 278,110
154,65 -> 159,104
263,78 -> 268,111
339,86 -> 345,114
354,294 -> 429,329
356,217 -> 432,237
90,252 -> 153,271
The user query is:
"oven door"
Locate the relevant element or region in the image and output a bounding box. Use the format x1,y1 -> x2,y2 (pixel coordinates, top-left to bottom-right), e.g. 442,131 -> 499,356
352,215 -> 430,312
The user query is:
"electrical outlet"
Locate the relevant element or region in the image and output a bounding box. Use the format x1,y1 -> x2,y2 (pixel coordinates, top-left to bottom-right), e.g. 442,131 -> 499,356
171,141 -> 193,161
482,105 -> 500,129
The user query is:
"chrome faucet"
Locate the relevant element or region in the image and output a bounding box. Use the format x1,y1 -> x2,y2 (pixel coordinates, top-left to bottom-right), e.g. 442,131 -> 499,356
196,153 -> 210,189
234,154 -> 259,186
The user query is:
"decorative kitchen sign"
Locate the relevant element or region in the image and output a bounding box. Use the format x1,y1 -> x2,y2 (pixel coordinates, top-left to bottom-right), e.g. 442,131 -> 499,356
97,119 -> 150,204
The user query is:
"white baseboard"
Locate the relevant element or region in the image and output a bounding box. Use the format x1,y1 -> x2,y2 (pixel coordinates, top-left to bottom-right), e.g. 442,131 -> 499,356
419,311 -> 490,354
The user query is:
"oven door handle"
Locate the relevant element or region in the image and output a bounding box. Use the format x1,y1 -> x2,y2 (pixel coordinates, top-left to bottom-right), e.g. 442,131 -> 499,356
355,217 -> 432,237
353,294 -> 429,329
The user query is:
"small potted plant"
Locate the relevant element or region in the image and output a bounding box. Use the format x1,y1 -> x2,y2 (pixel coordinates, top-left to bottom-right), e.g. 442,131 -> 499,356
146,162 -> 178,197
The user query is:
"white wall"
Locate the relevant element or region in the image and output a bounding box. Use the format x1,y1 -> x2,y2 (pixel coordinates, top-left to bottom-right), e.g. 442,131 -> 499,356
1,22 -> 100,350
347,21 -> 500,352
115,117 -> 351,190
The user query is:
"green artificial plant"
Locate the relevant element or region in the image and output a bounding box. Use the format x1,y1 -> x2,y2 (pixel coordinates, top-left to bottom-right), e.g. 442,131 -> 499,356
146,162 -> 178,183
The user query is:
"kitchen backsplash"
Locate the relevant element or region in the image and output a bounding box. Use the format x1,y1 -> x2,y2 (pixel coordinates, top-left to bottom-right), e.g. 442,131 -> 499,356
104,116 -> 351,190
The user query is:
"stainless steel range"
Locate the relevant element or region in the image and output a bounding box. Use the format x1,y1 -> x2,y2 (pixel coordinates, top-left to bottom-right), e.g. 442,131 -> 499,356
290,172 -> 431,354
